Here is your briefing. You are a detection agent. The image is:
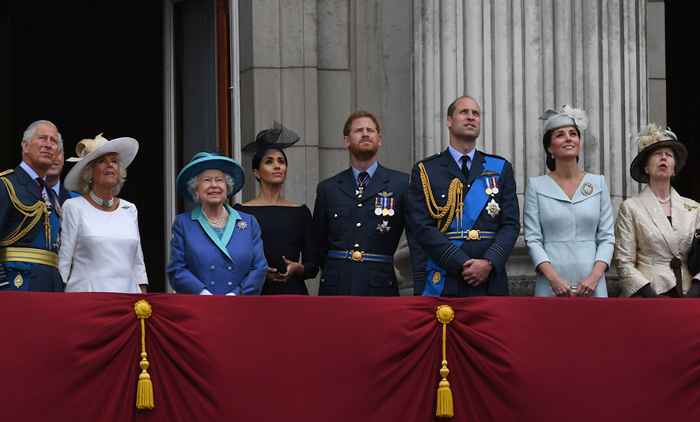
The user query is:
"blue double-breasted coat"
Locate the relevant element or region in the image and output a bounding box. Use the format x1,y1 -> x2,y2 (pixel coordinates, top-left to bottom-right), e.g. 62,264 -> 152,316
167,205 -> 267,295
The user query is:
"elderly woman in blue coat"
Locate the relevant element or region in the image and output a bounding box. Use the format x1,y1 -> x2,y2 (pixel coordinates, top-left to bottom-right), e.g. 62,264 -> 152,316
167,152 -> 267,295
523,106 -> 615,297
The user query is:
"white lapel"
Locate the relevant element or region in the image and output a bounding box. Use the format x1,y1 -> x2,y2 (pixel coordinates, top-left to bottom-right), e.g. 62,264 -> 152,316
640,186 -> 681,256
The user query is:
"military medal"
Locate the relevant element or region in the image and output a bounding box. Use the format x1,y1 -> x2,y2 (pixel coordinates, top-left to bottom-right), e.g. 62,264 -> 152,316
376,192 -> 395,218
376,220 -> 391,233
483,176 -> 501,217
581,182 -> 594,196
486,198 -> 501,218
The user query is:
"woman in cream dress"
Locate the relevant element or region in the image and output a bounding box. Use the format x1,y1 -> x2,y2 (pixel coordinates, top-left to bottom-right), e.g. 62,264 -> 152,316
59,134 -> 148,293
523,106 -> 615,297
614,124 -> 700,297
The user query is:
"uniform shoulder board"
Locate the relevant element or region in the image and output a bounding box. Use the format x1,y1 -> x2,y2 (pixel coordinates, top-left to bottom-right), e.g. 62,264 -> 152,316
480,151 -> 508,161
419,153 -> 441,164
0,169 -> 14,177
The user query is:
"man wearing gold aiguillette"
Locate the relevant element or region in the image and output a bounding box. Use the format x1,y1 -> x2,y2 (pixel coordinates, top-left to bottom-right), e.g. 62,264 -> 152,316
0,120 -> 65,292
406,96 -> 520,296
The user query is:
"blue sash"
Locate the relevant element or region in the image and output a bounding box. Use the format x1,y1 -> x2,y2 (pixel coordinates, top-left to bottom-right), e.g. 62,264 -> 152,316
422,156 -> 505,296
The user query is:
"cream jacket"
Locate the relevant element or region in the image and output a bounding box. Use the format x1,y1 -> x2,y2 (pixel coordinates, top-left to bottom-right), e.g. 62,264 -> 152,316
614,187 -> 700,296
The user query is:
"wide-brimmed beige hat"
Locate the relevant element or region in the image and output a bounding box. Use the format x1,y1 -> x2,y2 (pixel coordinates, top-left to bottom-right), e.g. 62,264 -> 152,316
64,133 -> 139,191
629,124 -> 687,183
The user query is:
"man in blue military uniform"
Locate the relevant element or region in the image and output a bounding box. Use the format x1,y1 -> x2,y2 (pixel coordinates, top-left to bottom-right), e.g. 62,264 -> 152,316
0,120 -> 65,292
313,111 -> 409,296
406,96 -> 520,296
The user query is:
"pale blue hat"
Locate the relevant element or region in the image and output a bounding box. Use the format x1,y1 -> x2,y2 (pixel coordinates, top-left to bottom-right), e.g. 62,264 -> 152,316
176,152 -> 245,201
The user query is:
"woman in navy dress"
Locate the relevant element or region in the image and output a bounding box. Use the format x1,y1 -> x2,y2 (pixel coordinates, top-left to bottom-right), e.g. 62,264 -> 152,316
168,152 -> 267,295
235,124 -> 319,295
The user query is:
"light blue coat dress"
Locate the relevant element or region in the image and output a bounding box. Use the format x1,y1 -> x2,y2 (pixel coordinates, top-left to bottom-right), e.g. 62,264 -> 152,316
523,173 -> 615,297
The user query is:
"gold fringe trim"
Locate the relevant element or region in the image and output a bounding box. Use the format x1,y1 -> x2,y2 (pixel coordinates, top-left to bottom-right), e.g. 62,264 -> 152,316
418,163 -> 463,233
435,305 -> 455,418
134,300 -> 154,410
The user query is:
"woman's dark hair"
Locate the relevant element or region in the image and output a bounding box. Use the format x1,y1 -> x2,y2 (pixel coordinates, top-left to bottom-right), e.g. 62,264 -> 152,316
542,126 -> 581,171
251,129 -> 288,171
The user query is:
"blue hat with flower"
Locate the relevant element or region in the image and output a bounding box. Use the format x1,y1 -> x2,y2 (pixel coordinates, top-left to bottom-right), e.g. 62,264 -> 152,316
176,152 -> 245,201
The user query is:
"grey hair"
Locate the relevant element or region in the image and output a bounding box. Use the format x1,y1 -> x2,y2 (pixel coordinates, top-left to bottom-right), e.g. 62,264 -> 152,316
77,157 -> 128,196
186,172 -> 235,203
22,120 -> 64,152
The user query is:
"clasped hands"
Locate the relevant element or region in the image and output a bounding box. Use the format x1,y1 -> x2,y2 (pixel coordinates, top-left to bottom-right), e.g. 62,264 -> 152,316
550,274 -> 598,297
462,258 -> 492,286
267,256 -> 304,283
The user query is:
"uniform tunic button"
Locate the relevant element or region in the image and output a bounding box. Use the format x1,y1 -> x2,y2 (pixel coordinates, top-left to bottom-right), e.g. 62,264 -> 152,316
356,222 -> 362,227
210,282 -> 215,285
354,243 -> 360,248
210,265 -> 215,270
467,184 -> 471,188
227,282 -> 232,286
357,203 -> 363,207
333,213 -> 338,218
227,266 -> 232,270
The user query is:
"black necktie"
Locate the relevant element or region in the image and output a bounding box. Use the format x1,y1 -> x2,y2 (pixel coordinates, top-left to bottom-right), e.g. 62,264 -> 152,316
460,155 -> 471,179
36,177 -> 59,211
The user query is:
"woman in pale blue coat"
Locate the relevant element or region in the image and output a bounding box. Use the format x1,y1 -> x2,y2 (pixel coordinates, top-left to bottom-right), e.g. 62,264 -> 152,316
523,106 -> 615,297
167,152 -> 267,295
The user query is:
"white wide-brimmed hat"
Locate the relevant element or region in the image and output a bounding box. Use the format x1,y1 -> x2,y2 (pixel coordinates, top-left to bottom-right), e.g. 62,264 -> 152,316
64,133 -> 139,191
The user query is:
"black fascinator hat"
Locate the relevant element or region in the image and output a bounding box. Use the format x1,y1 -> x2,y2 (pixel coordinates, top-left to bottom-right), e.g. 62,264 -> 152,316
242,122 -> 301,170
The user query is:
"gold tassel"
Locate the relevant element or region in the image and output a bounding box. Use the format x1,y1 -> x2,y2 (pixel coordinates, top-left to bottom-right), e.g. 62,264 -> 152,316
435,305 -> 455,418
134,299 -> 155,410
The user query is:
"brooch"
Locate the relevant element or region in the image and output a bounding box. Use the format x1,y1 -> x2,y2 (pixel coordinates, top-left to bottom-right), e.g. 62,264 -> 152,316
683,203 -> 698,212
236,221 -> 248,230
581,182 -> 594,196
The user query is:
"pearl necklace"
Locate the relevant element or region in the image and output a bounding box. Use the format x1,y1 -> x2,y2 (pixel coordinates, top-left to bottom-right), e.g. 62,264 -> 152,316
90,191 -> 114,208
203,208 -> 228,227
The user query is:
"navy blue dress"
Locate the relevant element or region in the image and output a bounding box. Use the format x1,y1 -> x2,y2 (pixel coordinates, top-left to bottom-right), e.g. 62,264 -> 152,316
235,204 -> 318,295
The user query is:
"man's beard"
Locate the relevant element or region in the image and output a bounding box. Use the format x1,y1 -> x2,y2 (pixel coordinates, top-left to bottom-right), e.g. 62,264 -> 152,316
349,143 -> 379,161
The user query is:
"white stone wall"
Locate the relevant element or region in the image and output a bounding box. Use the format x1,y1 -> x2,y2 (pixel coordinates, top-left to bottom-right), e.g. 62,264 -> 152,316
237,0 -> 664,295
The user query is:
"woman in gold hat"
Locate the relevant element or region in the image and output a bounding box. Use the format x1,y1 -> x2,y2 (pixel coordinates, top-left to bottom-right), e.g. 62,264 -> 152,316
614,124 -> 700,297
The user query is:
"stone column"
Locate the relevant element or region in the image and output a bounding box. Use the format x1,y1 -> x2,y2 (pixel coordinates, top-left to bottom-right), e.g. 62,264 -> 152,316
413,0 -> 648,292
238,0 -> 320,207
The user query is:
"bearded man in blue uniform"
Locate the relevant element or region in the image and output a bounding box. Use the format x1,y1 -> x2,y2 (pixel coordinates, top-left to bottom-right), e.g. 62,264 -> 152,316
0,120 -> 65,292
313,111 -> 409,296
406,96 -> 520,296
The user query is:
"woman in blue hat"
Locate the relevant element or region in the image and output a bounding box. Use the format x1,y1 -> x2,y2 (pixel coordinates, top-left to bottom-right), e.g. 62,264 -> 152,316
167,152 -> 267,295
523,106 -> 615,297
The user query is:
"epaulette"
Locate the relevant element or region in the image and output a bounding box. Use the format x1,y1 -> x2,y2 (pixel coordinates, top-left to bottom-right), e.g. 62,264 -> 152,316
480,151 -> 508,161
0,169 -> 14,177
419,153 -> 442,164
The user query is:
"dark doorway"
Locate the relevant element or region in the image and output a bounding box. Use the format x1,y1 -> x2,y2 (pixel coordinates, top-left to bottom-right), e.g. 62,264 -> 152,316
2,1 -> 166,291
667,1 -> 700,202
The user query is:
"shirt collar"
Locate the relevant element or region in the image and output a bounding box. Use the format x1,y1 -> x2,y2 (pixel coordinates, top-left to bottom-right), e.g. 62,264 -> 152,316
447,145 -> 476,168
351,161 -> 379,183
20,161 -> 42,182
51,181 -> 61,196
